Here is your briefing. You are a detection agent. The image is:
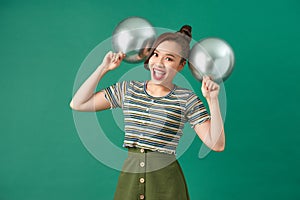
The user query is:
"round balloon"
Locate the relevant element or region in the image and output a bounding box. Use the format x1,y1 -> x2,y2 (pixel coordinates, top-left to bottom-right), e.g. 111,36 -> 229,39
188,38 -> 235,82
112,17 -> 156,63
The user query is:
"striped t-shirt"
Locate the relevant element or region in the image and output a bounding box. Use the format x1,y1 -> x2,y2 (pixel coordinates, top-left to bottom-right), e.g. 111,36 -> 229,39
104,80 -> 210,154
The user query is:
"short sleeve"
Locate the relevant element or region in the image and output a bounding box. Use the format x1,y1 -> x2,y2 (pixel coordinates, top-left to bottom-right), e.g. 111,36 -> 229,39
185,92 -> 210,128
103,81 -> 128,109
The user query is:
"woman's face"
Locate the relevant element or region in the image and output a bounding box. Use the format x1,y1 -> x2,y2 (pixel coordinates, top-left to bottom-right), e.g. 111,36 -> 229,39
148,40 -> 185,86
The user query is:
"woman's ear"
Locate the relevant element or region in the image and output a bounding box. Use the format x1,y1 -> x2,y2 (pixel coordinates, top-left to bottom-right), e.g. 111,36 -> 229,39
178,60 -> 186,71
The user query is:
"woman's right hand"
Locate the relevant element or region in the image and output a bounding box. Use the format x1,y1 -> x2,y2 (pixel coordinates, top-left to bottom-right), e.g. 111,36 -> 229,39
101,51 -> 126,71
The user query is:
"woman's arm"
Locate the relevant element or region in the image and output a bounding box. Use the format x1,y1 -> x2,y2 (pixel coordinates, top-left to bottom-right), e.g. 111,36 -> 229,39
193,76 -> 225,151
69,51 -> 125,112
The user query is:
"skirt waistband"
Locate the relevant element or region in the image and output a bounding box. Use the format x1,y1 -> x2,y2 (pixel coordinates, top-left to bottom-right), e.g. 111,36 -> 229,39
127,147 -> 176,159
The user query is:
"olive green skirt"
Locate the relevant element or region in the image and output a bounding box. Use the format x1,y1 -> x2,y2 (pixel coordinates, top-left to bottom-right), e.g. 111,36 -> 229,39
114,147 -> 190,200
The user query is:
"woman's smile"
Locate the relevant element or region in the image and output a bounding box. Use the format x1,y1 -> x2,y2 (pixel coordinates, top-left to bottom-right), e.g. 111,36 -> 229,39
152,68 -> 167,80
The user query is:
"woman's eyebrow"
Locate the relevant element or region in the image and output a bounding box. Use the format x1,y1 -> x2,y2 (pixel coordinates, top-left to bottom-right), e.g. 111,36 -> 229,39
154,49 -> 176,58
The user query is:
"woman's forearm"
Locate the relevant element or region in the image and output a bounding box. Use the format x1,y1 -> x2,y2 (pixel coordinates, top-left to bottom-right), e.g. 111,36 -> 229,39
70,63 -> 109,109
207,97 -> 225,151
70,51 -> 125,111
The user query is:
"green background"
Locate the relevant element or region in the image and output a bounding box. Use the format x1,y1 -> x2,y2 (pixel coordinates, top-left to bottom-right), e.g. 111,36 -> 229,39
1,0 -> 299,199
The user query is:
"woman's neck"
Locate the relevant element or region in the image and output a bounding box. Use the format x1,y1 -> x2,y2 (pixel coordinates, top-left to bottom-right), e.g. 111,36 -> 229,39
146,80 -> 175,97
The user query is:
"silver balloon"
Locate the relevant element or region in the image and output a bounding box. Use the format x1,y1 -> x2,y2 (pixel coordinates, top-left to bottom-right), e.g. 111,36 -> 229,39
188,38 -> 235,82
112,17 -> 156,63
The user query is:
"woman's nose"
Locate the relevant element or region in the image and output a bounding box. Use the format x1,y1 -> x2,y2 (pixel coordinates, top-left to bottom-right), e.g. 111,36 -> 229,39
155,57 -> 164,67
155,62 -> 164,68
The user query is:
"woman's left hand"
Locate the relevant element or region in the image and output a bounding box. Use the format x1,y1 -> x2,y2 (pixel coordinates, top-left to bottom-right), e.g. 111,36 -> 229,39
201,76 -> 220,99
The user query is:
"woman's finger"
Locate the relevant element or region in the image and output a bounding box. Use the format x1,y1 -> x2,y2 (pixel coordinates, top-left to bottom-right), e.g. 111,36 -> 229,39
204,75 -> 211,81
206,79 -> 219,91
118,52 -> 124,61
202,79 -> 208,91
211,82 -> 219,91
112,53 -> 118,62
206,79 -> 213,89
115,52 -> 125,62
208,83 -> 214,91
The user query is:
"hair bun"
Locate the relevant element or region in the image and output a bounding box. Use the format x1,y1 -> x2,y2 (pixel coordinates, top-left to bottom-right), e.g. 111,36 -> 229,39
178,25 -> 192,43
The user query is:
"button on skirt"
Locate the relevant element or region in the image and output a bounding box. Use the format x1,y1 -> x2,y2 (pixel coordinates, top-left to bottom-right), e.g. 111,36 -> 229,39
114,147 -> 190,200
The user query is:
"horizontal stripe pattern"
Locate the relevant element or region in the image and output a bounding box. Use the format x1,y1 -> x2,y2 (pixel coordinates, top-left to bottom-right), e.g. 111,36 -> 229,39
104,80 -> 210,154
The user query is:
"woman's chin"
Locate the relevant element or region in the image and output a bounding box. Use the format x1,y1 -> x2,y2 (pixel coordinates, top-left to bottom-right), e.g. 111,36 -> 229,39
150,78 -> 163,84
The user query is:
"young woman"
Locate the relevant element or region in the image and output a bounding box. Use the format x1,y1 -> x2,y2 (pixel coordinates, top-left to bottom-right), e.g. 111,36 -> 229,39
70,25 -> 225,200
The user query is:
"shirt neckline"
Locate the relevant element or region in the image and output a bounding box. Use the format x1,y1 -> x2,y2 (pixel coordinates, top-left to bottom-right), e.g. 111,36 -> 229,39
143,80 -> 177,99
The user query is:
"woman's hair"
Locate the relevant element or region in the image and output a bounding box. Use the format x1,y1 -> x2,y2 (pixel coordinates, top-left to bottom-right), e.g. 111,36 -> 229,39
144,25 -> 192,70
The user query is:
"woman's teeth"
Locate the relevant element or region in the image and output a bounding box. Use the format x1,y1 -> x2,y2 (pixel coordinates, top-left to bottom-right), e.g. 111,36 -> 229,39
154,69 -> 165,75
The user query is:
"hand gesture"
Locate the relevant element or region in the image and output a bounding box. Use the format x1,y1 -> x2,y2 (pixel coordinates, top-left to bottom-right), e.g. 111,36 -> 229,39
102,51 -> 126,71
201,76 -> 220,99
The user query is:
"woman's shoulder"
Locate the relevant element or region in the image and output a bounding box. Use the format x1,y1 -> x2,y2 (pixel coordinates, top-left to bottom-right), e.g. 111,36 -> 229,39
115,80 -> 143,85
116,80 -> 145,91
122,80 -> 144,87
174,85 -> 196,96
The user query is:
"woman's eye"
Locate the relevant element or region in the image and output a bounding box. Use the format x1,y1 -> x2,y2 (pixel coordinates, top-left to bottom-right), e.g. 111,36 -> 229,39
153,52 -> 158,57
166,57 -> 173,61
